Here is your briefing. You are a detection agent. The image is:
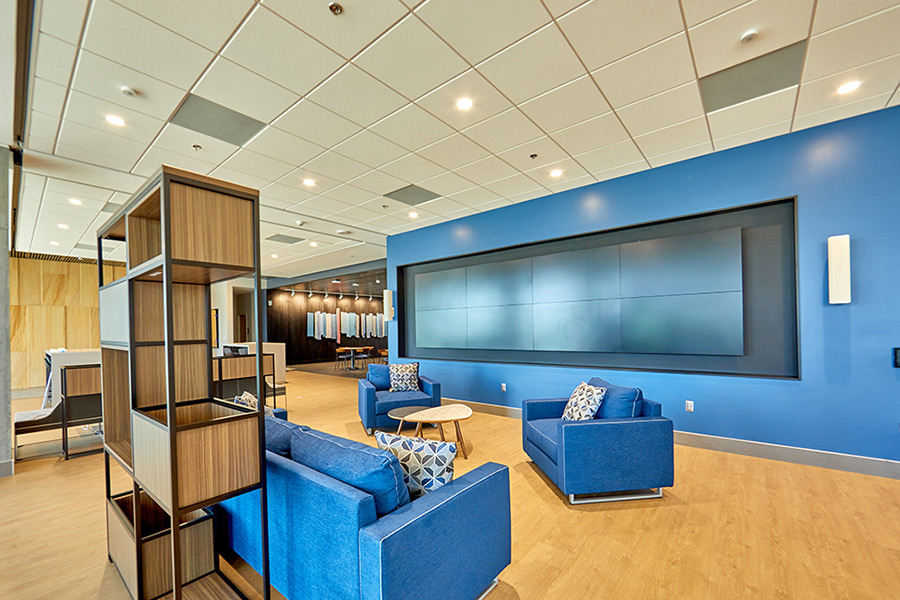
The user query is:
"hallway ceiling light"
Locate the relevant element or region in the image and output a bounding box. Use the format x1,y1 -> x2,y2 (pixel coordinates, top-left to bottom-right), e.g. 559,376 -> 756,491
309,241 -> 318,247
837,80 -> 861,94
550,169 -> 563,178
57,223 -> 69,229
456,97 -> 473,111
408,212 -> 418,219
50,241 -> 59,246
271,253 -> 278,258
105,114 -> 126,126
303,178 -> 316,187
68,198 -> 82,205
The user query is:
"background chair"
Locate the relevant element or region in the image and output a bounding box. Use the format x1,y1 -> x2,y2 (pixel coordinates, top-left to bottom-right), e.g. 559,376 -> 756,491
358,364 -> 441,435
522,379 -> 674,504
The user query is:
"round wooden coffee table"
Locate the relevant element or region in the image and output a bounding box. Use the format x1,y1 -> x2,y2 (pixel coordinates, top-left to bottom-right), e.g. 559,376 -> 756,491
387,404 -> 474,459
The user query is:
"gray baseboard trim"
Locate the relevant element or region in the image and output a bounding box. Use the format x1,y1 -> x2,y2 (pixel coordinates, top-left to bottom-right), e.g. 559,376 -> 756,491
444,398 -> 522,419
675,431 -> 900,480
0,459 -> 13,478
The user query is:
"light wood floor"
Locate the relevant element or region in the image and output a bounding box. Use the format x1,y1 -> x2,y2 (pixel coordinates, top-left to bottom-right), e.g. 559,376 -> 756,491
3,369 -> 900,599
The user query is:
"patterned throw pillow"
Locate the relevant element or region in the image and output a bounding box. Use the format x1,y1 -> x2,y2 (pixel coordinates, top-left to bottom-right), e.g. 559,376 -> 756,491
375,431 -> 456,497
389,362 -> 419,392
561,382 -> 607,421
228,391 -> 274,416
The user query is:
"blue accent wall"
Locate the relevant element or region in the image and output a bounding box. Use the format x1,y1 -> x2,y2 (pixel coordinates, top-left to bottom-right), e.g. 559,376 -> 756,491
386,106 -> 900,462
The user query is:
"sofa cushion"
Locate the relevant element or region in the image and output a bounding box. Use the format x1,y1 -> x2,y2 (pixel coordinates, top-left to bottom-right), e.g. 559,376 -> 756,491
562,382 -> 607,421
389,362 -> 419,392
367,364 -> 391,391
374,390 -> 432,415
588,378 -> 643,419
525,418 -> 560,459
375,432 -> 456,497
290,428 -> 410,516
264,416 -> 308,457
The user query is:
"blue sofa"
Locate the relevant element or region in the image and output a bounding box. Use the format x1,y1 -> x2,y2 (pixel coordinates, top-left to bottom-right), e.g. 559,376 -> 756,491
216,418 -> 511,600
523,378 -> 674,505
358,364 -> 441,434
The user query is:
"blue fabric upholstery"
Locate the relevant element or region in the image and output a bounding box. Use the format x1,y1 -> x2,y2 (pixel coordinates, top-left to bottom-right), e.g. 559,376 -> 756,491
587,377 -> 643,419
359,463 -> 511,600
359,375 -> 441,432
264,415 -> 307,457
523,388 -> 674,499
217,437 -> 511,600
272,408 -> 288,421
366,364 -> 391,390
290,428 -> 409,516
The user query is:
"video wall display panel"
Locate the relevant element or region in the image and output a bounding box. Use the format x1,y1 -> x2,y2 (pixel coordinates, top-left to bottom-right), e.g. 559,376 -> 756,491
400,199 -> 798,378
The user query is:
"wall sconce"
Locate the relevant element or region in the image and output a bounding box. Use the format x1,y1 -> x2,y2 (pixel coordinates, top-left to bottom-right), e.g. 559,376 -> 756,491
827,234 -> 851,304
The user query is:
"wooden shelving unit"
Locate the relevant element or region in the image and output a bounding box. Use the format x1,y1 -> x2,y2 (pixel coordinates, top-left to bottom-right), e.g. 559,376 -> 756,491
98,166 -> 270,600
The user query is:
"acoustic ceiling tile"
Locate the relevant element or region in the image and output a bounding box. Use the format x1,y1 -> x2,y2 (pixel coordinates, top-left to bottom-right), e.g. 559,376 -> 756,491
550,112 -> 631,157
525,157 -> 590,187
812,0 -> 900,35
153,123 -> 239,165
707,86 -> 797,139
418,133 -> 490,170
454,155 -> 518,185
573,139 -> 646,174
278,168 -> 341,194
519,75 -> 611,134
449,185 -> 504,207
680,0 -> 746,27
542,0 -> 587,18
222,149 -> 295,181
416,69 -> 513,130
482,174 -> 545,199
477,24 -> 586,104
207,167 -> 271,189
307,64 -> 407,127
39,0 -> 88,44
332,130 -> 408,168
714,120 -> 791,150
688,0 -> 815,77
354,14 -> 468,100
797,54 -> 900,115
418,171 -> 478,196
34,33 -> 77,86
646,140 -> 713,168
634,116 -> 711,158
379,153 -> 446,181
274,100 -> 361,148
616,82 -> 705,137
72,50 -> 187,120
319,183 -> 379,205
369,103 -> 456,151
792,92 -> 893,131
265,0 -> 409,60
462,108 -> 543,154
133,146 -> 217,178
348,169 -> 409,195
30,78 -> 67,117
803,5 -> 900,80
111,0 -> 253,51
415,0 -> 550,64
302,151 -> 371,182
245,126 -> 324,165
497,136 -> 571,171
194,58 -> 299,123
63,90 -> 165,144
545,173 -> 597,194
83,0 -> 213,88
558,0 -> 684,70
593,159 -> 649,182
223,6 -> 344,96
56,120 -> 147,165
592,33 -> 696,108
416,196 -> 467,214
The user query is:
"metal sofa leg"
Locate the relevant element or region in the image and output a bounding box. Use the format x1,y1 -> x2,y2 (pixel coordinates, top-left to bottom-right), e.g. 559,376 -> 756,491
568,488 -> 664,505
366,428 -> 374,435
474,578 -> 499,600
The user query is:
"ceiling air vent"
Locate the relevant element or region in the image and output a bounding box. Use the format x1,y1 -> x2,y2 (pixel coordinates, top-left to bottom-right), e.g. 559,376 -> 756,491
383,184 -> 440,206
267,234 -> 304,244
170,94 -> 266,146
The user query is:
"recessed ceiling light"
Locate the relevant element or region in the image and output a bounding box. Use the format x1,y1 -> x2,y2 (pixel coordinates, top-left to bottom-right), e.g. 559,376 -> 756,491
837,80 -> 861,95
105,114 -> 126,127
550,169 -> 563,178
456,97 -> 473,111
302,178 -> 316,187
309,241 -> 318,247
271,253 -> 278,259
408,212 -> 419,219
49,241 -> 59,246
68,198 -> 82,206
57,223 -> 69,230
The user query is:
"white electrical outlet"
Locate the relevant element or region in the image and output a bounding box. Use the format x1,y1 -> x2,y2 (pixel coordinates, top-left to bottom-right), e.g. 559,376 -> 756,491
501,383 -> 507,392
685,400 -> 694,412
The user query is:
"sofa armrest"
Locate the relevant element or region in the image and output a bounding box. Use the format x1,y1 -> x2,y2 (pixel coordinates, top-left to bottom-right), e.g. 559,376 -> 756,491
641,399 -> 662,417
558,417 -> 674,495
522,398 -> 568,421
418,376 -> 441,406
358,379 -> 377,429
359,462 -> 511,600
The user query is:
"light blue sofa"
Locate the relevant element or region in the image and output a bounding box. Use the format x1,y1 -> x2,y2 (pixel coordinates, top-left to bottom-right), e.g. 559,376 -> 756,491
523,378 -> 674,505
358,364 -> 441,434
216,418 -> 511,600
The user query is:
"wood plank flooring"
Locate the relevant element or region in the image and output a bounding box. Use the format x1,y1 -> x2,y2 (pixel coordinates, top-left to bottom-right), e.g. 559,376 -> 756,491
2,368 -> 899,599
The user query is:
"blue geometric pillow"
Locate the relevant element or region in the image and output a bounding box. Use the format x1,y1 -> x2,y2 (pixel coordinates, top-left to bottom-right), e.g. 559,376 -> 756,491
389,362 -> 419,392
375,431 -> 456,497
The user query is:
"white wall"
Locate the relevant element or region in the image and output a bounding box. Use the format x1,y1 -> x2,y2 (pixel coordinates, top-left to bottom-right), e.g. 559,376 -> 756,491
210,277 -> 262,353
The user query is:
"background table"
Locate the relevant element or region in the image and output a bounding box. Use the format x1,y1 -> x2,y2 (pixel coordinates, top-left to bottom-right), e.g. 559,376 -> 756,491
387,404 -> 474,458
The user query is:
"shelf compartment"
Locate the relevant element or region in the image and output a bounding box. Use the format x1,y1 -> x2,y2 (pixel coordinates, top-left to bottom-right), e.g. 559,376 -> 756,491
107,490 -> 214,600
99,279 -> 130,346
133,281 -> 207,343
103,347 -> 132,470
132,400 -> 260,512
134,343 -> 209,409
128,188 -> 162,271
169,182 -> 253,269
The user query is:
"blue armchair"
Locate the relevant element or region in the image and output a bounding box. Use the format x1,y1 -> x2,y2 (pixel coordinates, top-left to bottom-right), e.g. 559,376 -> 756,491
359,364 -> 441,435
522,379 -> 674,505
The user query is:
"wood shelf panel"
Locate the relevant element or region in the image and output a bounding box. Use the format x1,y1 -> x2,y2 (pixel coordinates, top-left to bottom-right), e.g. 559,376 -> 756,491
64,365 -> 101,396
133,262 -> 254,286
170,182 -> 254,268
133,282 -> 207,343
128,188 -> 162,270
214,354 -> 275,382
102,347 -> 131,464
134,344 -> 209,408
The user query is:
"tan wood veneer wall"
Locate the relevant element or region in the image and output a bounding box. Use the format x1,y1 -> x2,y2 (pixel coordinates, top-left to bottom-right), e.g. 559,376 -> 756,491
8,256 -> 126,389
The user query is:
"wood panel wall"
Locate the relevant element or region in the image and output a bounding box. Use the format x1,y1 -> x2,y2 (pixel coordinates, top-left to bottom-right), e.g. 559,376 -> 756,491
9,257 -> 127,389
266,290 -> 386,365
